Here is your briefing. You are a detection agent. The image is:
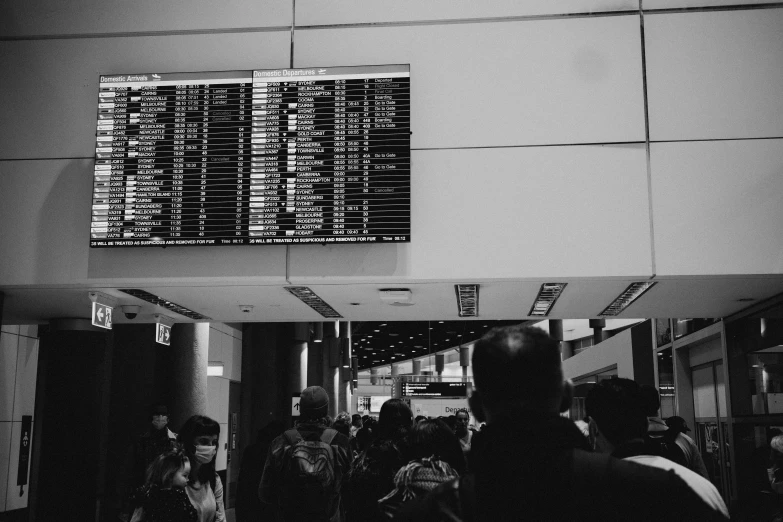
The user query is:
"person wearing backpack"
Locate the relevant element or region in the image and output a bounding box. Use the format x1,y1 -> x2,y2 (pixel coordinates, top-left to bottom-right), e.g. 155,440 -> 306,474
259,386 -> 353,522
640,385 -> 710,479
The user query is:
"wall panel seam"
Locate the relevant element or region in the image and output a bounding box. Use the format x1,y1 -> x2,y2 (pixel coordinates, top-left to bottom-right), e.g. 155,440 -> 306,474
294,3 -> 783,30
639,1 -> 656,276
0,26 -> 291,42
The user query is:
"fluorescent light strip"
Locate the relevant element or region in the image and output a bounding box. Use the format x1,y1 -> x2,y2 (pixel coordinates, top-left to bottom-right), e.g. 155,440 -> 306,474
118,289 -> 211,320
528,283 -> 567,317
455,284 -> 480,317
599,282 -> 657,316
285,286 -> 343,318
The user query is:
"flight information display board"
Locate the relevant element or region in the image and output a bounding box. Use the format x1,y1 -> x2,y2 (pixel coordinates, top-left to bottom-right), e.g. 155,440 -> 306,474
90,65 -> 410,247
401,382 -> 468,397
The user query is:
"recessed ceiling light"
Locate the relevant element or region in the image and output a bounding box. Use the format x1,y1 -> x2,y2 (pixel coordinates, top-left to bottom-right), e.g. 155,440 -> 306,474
599,282 -> 657,316
374,330 -> 380,332
285,286 -> 343,318
528,283 -> 567,317
455,284 -> 480,317
439,321 -> 444,324
380,323 -> 387,326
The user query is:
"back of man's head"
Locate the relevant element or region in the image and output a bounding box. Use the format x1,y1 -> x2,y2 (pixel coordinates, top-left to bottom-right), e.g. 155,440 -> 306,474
639,385 -> 661,417
472,325 -> 565,415
585,378 -> 648,447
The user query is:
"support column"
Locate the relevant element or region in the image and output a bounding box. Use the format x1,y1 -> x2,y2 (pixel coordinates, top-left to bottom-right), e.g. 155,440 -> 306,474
435,354 -> 445,378
459,346 -> 470,378
322,322 -> 339,418
589,319 -> 606,346
390,363 -> 399,377
370,368 -> 379,385
412,360 -> 422,382
549,319 -> 567,361
338,320 -> 352,414
307,322 -> 323,387
167,323 -> 210,426
290,323 -> 309,397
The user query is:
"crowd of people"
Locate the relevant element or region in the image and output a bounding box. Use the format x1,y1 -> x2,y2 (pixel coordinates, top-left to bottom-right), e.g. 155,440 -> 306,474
120,324 -> 736,521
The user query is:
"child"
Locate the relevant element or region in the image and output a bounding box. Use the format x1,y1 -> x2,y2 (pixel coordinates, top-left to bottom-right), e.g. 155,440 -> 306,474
131,446 -> 198,522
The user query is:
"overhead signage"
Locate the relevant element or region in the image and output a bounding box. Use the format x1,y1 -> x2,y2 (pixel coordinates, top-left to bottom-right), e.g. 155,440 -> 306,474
91,301 -> 113,329
292,393 -> 301,417
90,64 -> 411,248
156,322 -> 171,345
401,382 -> 468,397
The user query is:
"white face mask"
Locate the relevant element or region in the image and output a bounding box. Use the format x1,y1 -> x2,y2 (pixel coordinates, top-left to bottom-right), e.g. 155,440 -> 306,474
194,445 -> 216,464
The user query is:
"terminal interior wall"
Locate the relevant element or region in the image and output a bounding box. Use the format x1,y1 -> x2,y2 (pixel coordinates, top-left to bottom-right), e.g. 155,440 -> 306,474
0,325 -> 38,512
1,3 -> 782,289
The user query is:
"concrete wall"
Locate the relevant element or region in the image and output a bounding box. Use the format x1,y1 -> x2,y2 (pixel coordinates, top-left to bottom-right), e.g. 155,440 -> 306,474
206,323 -> 242,472
0,325 -> 38,513
1,2 -> 782,290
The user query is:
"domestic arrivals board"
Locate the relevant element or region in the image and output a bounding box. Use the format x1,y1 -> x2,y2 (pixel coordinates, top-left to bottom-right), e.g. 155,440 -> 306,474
90,65 -> 410,247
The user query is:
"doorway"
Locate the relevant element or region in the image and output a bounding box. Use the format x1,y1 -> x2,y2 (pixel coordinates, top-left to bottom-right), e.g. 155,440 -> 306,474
692,361 -> 733,501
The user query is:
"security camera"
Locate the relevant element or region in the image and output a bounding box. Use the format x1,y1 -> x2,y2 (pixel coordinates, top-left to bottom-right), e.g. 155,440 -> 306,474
239,305 -> 254,313
122,305 -> 140,320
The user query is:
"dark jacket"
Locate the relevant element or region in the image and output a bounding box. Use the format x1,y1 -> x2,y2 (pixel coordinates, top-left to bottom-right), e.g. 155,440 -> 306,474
344,434 -> 410,522
131,484 -> 197,522
396,414 -> 729,521
259,421 -> 353,522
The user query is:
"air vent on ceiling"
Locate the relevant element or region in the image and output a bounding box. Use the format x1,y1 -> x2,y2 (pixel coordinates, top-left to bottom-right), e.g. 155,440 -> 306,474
379,288 -> 414,306
599,281 -> 657,316
455,284 -> 479,317
118,289 -> 211,320
528,283 -> 567,317
285,286 -> 343,318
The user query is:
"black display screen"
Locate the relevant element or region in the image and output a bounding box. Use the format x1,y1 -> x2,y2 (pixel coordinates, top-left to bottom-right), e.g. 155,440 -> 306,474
90,65 -> 410,247
401,382 -> 468,397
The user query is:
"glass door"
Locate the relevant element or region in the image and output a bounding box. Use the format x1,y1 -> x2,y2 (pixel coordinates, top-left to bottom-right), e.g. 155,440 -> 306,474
692,361 -> 733,501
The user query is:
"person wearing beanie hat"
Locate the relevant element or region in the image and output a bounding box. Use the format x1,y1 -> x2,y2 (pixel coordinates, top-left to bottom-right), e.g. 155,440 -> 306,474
260,386 -> 353,521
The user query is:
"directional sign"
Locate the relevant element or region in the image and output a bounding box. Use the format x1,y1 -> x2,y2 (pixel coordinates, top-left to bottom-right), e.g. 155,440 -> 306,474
92,301 -> 113,329
156,323 -> 171,346
17,415 -> 32,493
292,395 -> 301,417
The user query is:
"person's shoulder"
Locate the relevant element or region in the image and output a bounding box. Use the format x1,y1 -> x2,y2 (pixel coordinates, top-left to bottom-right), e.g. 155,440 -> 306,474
327,428 -> 350,447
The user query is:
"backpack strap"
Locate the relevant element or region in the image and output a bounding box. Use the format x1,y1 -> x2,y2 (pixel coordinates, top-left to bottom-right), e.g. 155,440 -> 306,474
283,429 -> 302,446
320,428 -> 338,445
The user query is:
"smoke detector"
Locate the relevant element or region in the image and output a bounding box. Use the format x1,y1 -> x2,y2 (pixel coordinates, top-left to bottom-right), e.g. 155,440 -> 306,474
379,288 -> 413,306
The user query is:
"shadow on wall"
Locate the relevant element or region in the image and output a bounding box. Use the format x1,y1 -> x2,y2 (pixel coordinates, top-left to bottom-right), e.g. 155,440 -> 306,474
35,159 -> 93,283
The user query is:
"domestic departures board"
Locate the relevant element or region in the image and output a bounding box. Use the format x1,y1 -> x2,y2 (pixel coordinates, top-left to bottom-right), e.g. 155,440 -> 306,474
90,64 -> 410,247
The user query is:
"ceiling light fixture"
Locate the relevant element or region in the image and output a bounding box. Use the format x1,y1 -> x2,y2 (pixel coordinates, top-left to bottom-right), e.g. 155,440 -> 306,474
285,286 -> 343,318
119,289 -> 211,320
455,284 -> 480,317
599,281 -> 657,316
528,283 -> 568,317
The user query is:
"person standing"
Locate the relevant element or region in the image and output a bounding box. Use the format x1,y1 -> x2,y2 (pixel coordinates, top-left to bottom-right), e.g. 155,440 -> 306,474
118,404 -> 178,520
585,378 -> 728,518
453,410 -> 473,454
396,324 -> 730,521
641,386 -> 710,479
178,415 -> 225,522
260,386 -> 353,522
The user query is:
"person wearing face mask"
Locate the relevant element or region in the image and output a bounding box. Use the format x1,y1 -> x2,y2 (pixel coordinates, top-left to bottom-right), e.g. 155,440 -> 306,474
178,415 -> 225,522
117,404 -> 178,521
